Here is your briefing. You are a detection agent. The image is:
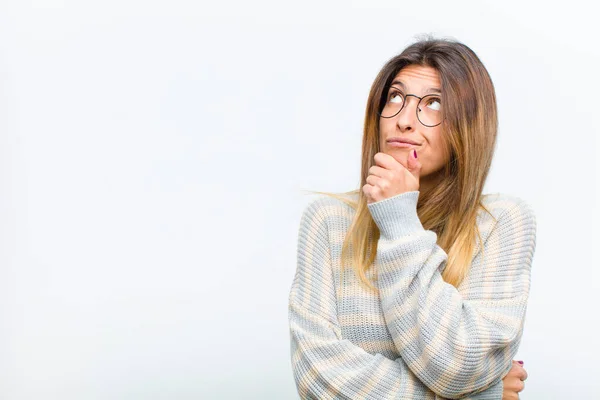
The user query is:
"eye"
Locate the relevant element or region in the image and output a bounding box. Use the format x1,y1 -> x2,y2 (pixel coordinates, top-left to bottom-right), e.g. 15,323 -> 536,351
388,90 -> 404,104
425,98 -> 441,111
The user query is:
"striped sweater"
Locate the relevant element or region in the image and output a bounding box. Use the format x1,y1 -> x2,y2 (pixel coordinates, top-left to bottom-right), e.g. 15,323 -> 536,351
288,190 -> 537,399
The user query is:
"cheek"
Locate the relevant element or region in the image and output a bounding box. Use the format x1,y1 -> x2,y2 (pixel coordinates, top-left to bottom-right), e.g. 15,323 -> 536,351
425,129 -> 446,156
379,119 -> 390,135
419,132 -> 448,172
379,120 -> 392,148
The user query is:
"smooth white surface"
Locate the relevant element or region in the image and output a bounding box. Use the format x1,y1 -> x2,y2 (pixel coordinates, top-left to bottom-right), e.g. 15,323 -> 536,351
0,1 -> 598,398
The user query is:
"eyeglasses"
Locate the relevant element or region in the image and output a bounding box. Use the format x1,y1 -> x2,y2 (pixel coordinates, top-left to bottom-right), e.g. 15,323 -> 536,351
378,88 -> 443,127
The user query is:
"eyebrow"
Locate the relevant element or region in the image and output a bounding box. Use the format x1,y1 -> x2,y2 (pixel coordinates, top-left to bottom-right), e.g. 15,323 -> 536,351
390,80 -> 441,94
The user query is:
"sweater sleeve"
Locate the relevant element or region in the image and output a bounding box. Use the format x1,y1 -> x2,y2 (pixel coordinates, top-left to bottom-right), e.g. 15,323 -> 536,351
288,197 -> 505,400
366,191 -> 537,399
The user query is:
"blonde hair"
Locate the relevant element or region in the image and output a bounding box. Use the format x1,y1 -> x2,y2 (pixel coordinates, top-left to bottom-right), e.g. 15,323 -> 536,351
307,37 -> 498,292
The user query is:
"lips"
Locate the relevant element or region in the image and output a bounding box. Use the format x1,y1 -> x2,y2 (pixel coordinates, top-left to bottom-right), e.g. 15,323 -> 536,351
387,138 -> 421,145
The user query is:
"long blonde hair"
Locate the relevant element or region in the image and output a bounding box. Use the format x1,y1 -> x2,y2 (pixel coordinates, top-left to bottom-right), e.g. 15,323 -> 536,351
308,37 -> 498,292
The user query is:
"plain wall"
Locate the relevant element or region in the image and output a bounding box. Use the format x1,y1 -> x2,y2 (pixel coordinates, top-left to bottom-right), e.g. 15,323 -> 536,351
0,0 -> 598,398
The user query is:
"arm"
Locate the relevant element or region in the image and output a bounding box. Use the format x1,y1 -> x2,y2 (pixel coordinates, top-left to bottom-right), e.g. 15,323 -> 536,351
289,197 -> 505,399
366,191 -> 537,399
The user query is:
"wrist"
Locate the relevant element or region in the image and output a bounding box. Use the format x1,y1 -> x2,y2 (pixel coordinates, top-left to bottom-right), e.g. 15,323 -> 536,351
367,191 -> 424,240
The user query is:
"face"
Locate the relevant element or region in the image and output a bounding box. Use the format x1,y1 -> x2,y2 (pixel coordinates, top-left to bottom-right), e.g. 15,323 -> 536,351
379,64 -> 451,180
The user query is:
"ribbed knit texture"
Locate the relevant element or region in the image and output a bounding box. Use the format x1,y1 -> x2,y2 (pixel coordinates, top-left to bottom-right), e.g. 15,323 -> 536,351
288,190 -> 537,399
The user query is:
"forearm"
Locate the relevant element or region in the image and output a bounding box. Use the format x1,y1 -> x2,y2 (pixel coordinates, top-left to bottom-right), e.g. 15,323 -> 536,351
367,191 -> 536,398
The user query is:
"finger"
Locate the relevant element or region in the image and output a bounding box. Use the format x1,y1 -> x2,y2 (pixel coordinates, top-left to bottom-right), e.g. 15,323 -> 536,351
506,362 -> 520,379
366,174 -> 384,187
368,165 -> 390,178
518,366 -> 528,381
374,152 -> 404,170
406,148 -> 421,179
509,362 -> 527,380
362,183 -> 381,199
362,184 -> 373,201
508,376 -> 525,393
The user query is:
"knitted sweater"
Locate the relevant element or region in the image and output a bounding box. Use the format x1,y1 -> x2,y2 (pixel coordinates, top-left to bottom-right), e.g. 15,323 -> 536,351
288,190 -> 537,399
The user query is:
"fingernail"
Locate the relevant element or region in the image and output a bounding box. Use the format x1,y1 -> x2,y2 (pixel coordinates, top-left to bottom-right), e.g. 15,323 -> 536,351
413,150 -> 417,158
517,360 -> 524,365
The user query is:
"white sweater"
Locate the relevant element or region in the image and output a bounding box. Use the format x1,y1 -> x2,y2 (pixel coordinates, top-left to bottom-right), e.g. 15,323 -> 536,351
288,191 -> 537,399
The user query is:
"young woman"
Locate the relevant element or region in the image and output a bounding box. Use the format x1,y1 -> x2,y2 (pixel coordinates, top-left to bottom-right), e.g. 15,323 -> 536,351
288,38 -> 534,399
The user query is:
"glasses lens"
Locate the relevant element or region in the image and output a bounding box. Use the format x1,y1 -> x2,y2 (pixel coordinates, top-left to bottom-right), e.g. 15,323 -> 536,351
379,90 -> 404,118
417,95 -> 442,126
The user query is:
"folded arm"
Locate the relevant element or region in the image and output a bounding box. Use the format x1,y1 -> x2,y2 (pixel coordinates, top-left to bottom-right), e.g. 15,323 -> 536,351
367,191 -> 537,399
289,197 -> 506,399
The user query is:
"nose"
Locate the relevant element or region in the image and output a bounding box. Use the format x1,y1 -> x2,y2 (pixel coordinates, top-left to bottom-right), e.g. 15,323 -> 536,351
396,95 -> 420,132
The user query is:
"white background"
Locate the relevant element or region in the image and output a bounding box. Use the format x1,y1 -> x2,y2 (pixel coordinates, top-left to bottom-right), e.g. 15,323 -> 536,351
0,1 -> 598,399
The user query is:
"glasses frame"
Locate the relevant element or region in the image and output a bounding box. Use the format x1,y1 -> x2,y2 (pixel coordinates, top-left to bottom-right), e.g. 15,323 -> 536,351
377,91 -> 443,128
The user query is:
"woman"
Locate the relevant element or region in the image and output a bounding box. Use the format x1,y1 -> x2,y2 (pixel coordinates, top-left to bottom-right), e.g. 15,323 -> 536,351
288,37 -> 534,399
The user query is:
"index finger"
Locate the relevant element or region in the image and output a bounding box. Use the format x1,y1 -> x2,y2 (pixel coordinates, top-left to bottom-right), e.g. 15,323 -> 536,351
519,366 -> 528,381
374,152 -> 405,170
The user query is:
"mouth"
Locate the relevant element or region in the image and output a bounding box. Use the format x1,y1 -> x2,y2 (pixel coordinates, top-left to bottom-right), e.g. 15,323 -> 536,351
387,138 -> 421,146
387,140 -> 421,148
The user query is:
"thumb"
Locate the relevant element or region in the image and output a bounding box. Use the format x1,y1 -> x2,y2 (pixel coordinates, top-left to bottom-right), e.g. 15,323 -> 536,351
407,149 -> 421,180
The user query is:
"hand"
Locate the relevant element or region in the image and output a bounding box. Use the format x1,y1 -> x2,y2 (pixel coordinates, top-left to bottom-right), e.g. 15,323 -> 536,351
362,150 -> 421,204
502,360 -> 528,400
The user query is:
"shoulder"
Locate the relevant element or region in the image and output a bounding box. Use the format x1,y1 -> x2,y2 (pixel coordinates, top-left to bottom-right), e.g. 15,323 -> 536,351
480,192 -> 537,247
296,194 -> 357,254
299,194 -> 358,229
481,192 -> 536,224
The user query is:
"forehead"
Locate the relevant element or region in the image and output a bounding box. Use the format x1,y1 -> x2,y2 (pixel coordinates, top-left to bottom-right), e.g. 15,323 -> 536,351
392,65 -> 441,88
